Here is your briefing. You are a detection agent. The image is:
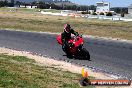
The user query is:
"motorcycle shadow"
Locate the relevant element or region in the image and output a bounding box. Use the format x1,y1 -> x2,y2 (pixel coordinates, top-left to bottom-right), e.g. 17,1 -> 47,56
63,55 -> 91,61
73,56 -> 91,61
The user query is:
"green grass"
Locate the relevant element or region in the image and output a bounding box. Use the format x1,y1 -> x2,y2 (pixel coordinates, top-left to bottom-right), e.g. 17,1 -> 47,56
0,7 -> 61,13
0,54 -> 95,88
0,7 -> 132,40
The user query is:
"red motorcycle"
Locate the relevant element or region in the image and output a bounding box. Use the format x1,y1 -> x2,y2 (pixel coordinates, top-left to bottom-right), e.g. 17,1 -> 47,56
57,34 -> 90,60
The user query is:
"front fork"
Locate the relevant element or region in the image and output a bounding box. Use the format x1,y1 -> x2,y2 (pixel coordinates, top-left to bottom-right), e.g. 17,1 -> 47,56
78,44 -> 83,50
77,44 -> 83,55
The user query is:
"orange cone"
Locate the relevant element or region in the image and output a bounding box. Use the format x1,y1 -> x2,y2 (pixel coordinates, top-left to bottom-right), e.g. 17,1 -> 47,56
82,68 -> 89,78
84,71 -> 88,78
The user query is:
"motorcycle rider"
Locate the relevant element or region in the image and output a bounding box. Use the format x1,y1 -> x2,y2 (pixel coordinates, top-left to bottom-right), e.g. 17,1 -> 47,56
61,24 -> 79,58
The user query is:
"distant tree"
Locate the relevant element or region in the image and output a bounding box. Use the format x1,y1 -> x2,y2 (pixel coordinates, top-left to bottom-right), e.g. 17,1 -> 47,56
0,0 -> 8,7
106,12 -> 113,16
100,12 -> 104,15
88,5 -> 96,11
88,11 -> 91,14
80,5 -> 87,11
31,1 -> 37,5
5,0 -> 8,6
15,1 -> 20,5
72,5 -> 77,10
37,1 -> 45,9
45,3 -> 50,9
81,11 -> 89,14
121,13 -> 125,17
110,7 -> 128,14
65,5 -> 72,10
0,1 -> 4,7
92,12 -> 97,15
50,3 -> 56,9
121,8 -> 128,14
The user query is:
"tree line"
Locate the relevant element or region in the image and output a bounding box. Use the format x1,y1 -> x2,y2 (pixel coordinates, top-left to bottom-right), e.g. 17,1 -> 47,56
0,0 -> 128,14
110,7 -> 128,14
14,1 -> 96,11
0,0 -> 14,7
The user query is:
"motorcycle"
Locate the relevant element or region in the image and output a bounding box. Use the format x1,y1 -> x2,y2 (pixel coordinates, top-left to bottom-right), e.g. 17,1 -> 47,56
56,34 -> 91,60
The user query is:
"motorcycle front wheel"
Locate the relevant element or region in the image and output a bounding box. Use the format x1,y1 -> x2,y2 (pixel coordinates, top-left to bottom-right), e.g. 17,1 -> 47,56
81,48 -> 91,60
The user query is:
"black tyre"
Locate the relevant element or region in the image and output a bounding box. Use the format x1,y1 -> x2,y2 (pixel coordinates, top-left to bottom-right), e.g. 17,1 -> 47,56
81,48 -> 90,60
79,77 -> 90,86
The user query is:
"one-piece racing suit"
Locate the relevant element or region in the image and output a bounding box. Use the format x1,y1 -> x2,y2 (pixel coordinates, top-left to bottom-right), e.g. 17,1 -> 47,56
61,29 -> 79,56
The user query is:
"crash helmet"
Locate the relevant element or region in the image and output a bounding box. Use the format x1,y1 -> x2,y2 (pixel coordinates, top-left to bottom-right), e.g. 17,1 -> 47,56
64,24 -> 71,33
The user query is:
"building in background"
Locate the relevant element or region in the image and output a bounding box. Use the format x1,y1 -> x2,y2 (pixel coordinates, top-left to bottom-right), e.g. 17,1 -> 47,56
96,2 -> 110,13
128,4 -> 132,14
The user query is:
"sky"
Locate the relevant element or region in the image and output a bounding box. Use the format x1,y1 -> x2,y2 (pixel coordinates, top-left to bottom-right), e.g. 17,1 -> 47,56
70,0 -> 132,7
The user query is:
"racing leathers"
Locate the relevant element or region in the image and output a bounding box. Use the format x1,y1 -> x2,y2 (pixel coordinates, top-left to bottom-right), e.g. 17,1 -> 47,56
61,29 -> 79,57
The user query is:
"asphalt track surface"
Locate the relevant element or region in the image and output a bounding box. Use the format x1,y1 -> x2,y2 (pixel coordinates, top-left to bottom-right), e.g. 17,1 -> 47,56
0,30 -> 132,79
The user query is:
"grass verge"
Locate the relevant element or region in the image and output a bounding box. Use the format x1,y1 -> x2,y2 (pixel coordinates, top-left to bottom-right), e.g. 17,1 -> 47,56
0,54 -> 95,88
0,7 -> 132,40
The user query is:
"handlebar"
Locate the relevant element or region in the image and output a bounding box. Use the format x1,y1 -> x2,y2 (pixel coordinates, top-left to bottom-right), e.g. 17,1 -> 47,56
68,35 -> 83,47
73,35 -> 82,41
